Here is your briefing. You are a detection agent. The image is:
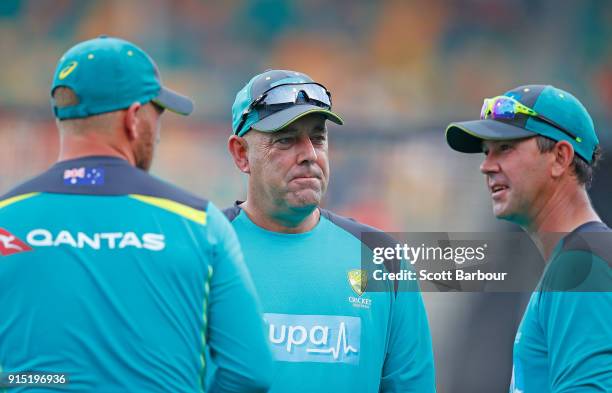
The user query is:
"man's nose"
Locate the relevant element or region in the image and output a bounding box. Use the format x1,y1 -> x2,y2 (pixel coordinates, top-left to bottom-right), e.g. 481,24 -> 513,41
296,136 -> 317,164
480,153 -> 499,175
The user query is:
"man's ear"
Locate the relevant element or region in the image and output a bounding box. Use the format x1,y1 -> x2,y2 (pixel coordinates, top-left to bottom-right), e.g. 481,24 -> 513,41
124,102 -> 142,141
228,134 -> 250,174
551,140 -> 575,178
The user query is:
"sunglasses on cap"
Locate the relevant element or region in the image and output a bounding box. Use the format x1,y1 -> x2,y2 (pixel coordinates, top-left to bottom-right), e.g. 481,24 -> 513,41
481,95 -> 581,143
235,83 -> 333,135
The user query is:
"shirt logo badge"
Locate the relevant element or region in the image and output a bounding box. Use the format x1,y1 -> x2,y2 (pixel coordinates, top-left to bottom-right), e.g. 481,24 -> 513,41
264,313 -> 361,364
348,269 -> 367,296
63,167 -> 105,185
0,228 -> 33,256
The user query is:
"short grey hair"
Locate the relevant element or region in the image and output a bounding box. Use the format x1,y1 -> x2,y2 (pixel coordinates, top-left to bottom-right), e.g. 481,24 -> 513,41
535,136 -> 602,188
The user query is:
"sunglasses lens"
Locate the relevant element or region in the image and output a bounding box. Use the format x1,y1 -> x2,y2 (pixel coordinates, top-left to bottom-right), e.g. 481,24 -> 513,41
299,84 -> 331,106
480,99 -> 491,119
489,97 -> 516,120
260,83 -> 331,108
236,83 -> 333,135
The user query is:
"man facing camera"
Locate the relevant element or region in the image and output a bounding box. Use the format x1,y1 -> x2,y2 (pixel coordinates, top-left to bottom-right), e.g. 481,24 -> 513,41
220,69 -> 436,392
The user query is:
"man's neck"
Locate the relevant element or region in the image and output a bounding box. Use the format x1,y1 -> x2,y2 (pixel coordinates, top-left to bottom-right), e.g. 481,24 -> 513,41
58,133 -> 135,166
240,200 -> 320,234
524,184 -> 600,260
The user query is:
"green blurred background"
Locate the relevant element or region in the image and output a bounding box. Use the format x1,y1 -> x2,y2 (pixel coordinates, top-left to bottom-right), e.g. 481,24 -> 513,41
1,1 -> 610,392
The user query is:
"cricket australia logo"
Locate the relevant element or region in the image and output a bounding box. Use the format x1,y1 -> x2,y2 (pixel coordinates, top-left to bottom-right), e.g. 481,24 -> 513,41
0,228 -> 32,256
348,269 -> 373,309
348,269 -> 368,296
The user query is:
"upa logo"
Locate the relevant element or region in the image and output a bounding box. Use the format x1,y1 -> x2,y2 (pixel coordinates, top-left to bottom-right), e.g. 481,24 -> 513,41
0,228 -> 32,256
264,313 -> 361,364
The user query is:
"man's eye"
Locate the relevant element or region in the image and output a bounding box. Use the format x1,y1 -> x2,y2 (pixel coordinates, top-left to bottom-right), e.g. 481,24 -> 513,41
311,135 -> 326,144
500,144 -> 512,151
275,137 -> 293,145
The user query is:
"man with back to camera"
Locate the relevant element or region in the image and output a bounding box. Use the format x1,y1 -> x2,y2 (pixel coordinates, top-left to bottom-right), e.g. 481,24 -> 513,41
445,84 -> 612,392
217,69 -> 436,392
0,36 -> 273,392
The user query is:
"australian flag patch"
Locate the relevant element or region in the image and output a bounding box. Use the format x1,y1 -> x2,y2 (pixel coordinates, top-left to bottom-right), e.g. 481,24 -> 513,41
63,167 -> 105,186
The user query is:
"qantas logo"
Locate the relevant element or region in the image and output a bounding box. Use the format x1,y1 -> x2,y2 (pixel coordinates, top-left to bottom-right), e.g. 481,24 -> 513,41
0,228 -> 165,254
0,228 -> 33,256
25,229 -> 165,251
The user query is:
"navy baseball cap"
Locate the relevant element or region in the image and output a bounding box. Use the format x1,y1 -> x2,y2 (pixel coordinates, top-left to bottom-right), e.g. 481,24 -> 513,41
232,69 -> 344,137
446,85 -> 599,163
51,36 -> 194,120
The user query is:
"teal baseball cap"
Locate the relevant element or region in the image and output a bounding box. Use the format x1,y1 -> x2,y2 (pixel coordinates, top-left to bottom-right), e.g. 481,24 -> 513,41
51,35 -> 193,120
232,69 -> 343,137
446,85 -> 599,163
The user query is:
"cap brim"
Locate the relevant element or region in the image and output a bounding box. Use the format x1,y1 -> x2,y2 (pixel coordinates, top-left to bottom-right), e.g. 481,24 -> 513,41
153,86 -> 194,116
252,104 -> 344,132
445,119 -> 537,153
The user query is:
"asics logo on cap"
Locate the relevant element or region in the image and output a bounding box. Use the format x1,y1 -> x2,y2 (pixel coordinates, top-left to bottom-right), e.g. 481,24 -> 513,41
59,61 -> 78,80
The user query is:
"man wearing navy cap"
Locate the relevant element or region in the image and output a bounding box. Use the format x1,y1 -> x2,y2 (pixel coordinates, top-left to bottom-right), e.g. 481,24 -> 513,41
219,69 -> 436,392
0,36 -> 272,392
446,85 -> 612,392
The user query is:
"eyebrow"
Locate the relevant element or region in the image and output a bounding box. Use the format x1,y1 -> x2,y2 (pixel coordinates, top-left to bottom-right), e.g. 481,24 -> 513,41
482,139 -> 521,151
270,130 -> 296,139
272,125 -> 326,138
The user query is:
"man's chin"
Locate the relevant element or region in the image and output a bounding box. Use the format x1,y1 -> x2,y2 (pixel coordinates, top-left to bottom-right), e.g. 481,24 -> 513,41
492,204 -> 519,223
492,202 -> 508,219
287,190 -> 322,210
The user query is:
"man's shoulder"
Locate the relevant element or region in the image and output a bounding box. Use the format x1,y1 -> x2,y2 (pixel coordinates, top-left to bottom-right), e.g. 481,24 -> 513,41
124,172 -> 210,212
222,203 -> 242,222
541,221 -> 612,291
319,208 -> 397,250
0,157 -> 209,213
1,171 -> 54,201
321,209 -> 405,294
319,208 -> 382,234
560,221 -> 612,268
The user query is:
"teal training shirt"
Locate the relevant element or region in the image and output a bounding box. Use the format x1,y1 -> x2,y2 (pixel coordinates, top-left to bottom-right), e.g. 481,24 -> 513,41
510,221 -> 612,393
220,205 -> 436,393
0,156 -> 272,393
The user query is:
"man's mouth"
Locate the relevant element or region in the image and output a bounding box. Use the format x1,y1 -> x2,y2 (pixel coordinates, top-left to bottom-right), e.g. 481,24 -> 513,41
490,184 -> 509,197
291,173 -> 320,181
